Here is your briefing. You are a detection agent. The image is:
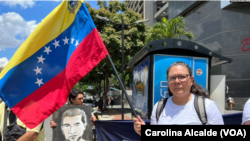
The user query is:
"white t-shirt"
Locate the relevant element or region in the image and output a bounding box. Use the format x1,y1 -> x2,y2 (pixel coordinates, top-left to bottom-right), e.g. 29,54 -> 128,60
228,97 -> 233,103
242,99 -> 250,124
150,94 -> 224,125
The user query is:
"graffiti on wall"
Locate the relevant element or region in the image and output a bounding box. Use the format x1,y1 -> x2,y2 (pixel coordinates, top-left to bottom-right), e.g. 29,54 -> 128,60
241,35 -> 250,52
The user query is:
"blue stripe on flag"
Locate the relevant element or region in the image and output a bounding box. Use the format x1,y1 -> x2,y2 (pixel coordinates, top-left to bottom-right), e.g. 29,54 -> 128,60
0,4 -> 95,108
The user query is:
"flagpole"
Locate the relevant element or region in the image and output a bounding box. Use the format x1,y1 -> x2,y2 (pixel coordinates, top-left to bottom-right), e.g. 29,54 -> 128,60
121,19 -> 124,120
107,55 -> 138,118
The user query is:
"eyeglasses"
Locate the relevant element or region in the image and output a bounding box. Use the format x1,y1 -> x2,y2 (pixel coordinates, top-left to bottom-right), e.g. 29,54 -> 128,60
167,74 -> 190,83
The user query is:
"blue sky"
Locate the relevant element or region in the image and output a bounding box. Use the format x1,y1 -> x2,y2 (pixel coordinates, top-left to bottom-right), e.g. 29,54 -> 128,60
0,0 -> 102,67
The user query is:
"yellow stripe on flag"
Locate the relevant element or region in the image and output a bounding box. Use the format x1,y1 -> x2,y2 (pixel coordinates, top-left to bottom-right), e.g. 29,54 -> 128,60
0,1 -> 82,79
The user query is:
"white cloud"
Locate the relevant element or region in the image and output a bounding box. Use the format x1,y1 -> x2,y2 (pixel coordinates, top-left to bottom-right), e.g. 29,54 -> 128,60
52,0 -> 62,2
2,0 -> 35,9
0,57 -> 9,67
0,12 -> 39,51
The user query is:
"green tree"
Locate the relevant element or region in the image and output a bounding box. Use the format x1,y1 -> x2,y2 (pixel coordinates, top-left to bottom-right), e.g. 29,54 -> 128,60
77,67 -> 104,96
79,0 -> 148,111
73,82 -> 85,91
146,16 -> 194,43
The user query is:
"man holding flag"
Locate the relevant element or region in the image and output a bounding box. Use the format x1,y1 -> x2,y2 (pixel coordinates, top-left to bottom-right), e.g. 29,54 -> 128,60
0,1 -> 108,140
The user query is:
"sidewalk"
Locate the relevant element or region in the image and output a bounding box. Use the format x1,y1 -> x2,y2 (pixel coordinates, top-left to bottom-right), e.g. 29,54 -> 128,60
98,104 -> 133,120
97,105 -> 243,120
224,109 -> 242,115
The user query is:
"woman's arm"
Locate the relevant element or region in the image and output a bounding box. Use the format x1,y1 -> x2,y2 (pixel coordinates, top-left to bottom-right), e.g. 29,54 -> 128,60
18,120 -> 43,141
243,121 -> 250,125
133,116 -> 145,136
17,131 -> 38,141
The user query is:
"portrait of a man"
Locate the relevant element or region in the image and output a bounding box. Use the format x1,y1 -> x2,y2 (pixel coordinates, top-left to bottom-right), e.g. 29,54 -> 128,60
61,108 -> 87,141
52,105 -> 92,141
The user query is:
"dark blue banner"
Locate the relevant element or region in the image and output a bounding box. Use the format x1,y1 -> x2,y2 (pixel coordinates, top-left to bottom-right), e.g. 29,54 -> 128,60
94,120 -> 150,141
95,113 -> 243,141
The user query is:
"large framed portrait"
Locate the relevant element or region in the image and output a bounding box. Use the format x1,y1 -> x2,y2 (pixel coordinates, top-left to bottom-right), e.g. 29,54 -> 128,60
52,104 -> 92,141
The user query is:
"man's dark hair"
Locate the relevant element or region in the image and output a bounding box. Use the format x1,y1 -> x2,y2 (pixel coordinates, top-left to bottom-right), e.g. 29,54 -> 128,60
166,61 -> 209,98
68,89 -> 84,104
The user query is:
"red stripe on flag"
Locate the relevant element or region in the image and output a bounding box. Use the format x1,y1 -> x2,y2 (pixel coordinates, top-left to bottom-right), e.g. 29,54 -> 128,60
11,28 -> 108,128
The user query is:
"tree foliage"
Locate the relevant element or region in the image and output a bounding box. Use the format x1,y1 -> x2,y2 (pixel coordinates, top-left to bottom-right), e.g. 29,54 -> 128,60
146,16 -> 194,43
79,1 -> 148,110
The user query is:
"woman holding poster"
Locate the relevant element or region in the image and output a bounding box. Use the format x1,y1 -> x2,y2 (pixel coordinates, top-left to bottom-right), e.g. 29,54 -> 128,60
50,89 -> 96,128
133,61 -> 223,135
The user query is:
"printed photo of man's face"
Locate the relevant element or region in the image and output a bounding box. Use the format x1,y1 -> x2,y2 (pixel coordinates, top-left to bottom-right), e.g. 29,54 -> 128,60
61,108 -> 87,141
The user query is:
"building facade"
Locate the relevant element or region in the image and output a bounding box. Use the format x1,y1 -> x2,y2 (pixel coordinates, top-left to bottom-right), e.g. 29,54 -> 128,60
126,0 -> 250,110
125,0 -> 168,26
183,1 -> 250,110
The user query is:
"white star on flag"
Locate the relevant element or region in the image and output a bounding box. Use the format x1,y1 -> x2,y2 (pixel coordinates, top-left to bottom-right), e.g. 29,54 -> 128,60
43,46 -> 52,55
35,78 -> 44,87
34,66 -> 42,75
52,39 -> 60,48
71,36 -> 75,44
37,55 -> 45,64
71,1 -> 75,7
62,36 -> 69,45
75,40 -> 79,47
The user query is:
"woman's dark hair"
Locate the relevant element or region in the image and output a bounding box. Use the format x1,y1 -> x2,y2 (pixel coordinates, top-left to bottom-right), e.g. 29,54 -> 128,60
167,61 -> 209,98
68,88 -> 84,104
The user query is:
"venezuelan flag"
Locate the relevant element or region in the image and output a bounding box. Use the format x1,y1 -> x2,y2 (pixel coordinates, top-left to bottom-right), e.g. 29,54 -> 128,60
0,1 -> 108,128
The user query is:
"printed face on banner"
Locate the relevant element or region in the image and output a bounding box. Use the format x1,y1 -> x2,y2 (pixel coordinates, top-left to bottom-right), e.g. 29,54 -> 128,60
61,115 -> 86,141
53,105 -> 92,141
